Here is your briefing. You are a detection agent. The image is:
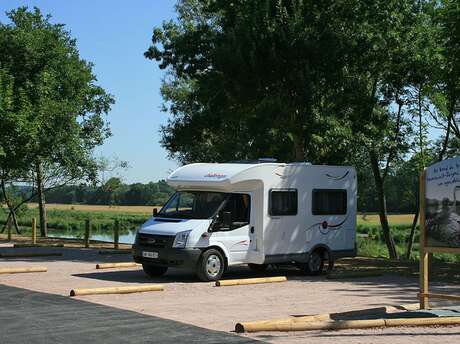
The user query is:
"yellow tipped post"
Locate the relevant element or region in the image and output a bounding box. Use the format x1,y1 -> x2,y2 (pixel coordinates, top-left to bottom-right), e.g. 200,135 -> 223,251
70,284 -> 164,296
84,219 -> 91,248
236,317 -> 460,333
7,217 -> 12,242
31,217 -> 37,244
215,276 -> 287,287
96,262 -> 140,269
235,303 -> 425,333
0,266 -> 47,274
114,219 -> 120,250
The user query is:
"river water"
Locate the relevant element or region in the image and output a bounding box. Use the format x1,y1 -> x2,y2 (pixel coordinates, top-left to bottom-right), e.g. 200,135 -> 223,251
47,228 -> 138,244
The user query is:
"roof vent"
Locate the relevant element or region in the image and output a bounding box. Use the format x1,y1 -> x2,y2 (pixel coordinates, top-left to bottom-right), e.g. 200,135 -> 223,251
258,158 -> 277,163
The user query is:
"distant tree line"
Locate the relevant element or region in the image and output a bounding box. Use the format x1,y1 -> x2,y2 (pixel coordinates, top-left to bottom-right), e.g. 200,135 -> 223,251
37,178 -> 175,206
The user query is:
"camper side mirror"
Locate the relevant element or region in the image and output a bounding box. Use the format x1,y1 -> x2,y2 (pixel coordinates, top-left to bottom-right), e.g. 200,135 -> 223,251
153,208 -> 158,217
222,211 -> 233,231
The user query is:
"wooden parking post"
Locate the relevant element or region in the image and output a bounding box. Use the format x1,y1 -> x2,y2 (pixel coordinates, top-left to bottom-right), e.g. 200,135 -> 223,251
114,219 -> 120,250
84,219 -> 91,248
7,216 -> 12,242
31,217 -> 37,245
419,170 -> 429,309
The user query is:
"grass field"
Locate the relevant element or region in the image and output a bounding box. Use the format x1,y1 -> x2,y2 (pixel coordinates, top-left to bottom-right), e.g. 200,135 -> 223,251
357,213 -> 416,226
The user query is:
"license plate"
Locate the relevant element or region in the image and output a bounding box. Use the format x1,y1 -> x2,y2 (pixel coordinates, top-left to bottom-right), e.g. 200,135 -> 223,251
142,251 -> 158,259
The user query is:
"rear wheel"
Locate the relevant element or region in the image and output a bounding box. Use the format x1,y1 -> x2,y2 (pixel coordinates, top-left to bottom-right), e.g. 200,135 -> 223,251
196,249 -> 225,282
142,264 -> 168,277
299,250 -> 324,275
248,263 -> 268,272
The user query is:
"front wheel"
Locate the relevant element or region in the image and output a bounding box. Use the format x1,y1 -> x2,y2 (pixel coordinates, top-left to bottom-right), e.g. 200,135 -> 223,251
142,264 -> 168,278
196,249 -> 225,282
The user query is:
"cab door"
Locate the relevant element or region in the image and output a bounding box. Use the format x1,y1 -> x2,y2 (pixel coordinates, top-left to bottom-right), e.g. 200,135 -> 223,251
211,193 -> 251,263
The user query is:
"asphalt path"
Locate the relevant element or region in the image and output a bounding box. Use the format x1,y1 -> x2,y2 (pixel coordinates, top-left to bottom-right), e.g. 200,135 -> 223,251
0,284 -> 260,344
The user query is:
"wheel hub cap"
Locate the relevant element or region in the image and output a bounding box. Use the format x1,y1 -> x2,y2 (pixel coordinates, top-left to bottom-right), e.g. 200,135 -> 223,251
206,254 -> 221,277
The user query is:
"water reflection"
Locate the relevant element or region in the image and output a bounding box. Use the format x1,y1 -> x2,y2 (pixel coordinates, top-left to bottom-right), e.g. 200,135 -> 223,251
48,228 -> 138,244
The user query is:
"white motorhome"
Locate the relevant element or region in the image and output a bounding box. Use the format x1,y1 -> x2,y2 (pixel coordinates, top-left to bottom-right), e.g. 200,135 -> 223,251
133,162 -> 357,281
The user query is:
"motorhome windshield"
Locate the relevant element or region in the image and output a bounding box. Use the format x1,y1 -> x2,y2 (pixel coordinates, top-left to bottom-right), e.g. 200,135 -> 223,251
158,191 -> 227,219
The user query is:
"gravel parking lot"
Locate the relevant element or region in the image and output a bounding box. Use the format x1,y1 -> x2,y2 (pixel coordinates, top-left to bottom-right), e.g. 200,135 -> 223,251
1,243 -> 460,344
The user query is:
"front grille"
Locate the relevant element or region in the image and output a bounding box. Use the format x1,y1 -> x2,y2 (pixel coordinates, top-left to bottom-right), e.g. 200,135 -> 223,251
137,233 -> 174,248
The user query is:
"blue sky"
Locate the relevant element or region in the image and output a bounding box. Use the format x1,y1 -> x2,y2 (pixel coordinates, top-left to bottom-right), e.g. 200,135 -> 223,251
0,0 -> 179,184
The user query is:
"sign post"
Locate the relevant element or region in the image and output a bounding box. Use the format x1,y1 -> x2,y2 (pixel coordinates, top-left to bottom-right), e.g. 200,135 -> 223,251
419,170 -> 429,309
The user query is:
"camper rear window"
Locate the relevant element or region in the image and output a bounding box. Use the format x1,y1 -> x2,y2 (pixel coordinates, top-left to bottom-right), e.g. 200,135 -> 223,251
312,189 -> 347,215
269,189 -> 298,216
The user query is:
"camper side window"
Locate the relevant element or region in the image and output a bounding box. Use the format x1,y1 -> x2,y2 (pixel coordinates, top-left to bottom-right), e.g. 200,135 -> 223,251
269,189 -> 298,216
312,189 -> 347,215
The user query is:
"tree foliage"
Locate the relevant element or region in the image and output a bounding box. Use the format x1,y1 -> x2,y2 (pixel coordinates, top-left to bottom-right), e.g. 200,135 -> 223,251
0,7 -> 114,235
147,0 -> 372,164
0,7 -> 114,183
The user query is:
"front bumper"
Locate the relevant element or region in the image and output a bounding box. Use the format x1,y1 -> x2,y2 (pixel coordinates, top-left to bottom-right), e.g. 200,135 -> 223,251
133,244 -> 202,269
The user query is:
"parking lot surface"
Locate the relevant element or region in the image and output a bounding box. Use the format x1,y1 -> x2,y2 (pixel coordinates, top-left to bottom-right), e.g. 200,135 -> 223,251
1,244 -> 460,343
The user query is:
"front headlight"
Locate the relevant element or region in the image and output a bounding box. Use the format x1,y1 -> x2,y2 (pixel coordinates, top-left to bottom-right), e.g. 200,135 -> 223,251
172,230 -> 191,248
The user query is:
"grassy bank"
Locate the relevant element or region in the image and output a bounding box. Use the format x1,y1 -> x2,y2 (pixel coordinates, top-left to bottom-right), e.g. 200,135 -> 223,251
0,204 -> 152,237
357,214 -> 460,263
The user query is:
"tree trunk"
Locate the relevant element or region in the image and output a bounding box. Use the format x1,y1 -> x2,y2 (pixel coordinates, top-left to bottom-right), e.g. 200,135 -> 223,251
438,103 -> 454,161
405,85 -> 423,260
369,151 -> 399,260
406,102 -> 454,258
292,133 -> 305,162
36,162 -> 47,237
1,179 -> 21,234
405,207 -> 419,260
406,84 -> 425,260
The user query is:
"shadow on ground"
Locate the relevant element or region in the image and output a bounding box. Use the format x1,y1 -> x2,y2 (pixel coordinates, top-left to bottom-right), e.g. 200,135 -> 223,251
0,284 -> 260,344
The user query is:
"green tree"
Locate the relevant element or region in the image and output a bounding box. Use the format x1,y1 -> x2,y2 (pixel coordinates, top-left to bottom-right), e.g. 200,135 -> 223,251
403,0 -> 460,258
0,7 -> 114,236
147,0 -> 360,164
429,0 -> 460,154
334,0 -> 441,259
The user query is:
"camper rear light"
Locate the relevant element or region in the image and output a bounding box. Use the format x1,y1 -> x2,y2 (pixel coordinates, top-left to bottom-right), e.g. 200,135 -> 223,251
172,230 -> 191,248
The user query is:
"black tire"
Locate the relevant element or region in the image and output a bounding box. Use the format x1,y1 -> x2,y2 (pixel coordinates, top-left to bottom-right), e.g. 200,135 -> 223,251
142,264 -> 168,277
196,249 -> 225,282
248,263 -> 268,272
298,250 -> 324,276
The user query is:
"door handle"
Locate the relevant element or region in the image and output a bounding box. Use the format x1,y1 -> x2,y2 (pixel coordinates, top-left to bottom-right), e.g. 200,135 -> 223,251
250,226 -> 254,234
